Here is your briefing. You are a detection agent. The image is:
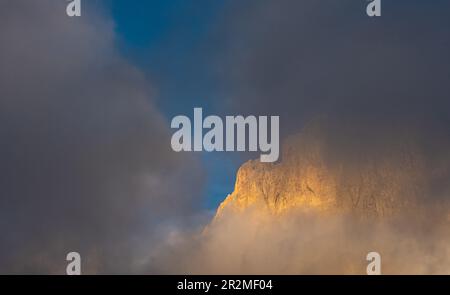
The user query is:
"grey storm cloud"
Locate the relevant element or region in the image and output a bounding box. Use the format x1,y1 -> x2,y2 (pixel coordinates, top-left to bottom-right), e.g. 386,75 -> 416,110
0,0 -> 204,274
220,0 -> 450,138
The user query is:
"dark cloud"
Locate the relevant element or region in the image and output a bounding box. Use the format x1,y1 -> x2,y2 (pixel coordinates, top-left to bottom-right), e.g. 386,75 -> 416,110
219,0 -> 450,137
0,0 -> 204,274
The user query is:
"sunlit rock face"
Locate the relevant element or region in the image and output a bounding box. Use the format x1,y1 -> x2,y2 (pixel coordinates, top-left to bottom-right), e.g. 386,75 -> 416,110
161,121 -> 450,275
215,122 -> 429,221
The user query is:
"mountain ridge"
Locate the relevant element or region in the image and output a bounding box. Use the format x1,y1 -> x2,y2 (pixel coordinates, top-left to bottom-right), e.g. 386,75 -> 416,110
214,123 -> 430,221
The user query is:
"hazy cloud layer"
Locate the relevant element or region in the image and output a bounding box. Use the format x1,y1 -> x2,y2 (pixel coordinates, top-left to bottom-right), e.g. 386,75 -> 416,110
152,207 -> 450,274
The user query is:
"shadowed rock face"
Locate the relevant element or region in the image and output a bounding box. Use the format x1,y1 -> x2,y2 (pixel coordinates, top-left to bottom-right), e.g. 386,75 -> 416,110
215,121 -> 448,221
